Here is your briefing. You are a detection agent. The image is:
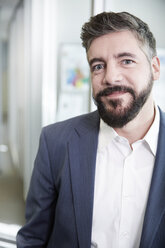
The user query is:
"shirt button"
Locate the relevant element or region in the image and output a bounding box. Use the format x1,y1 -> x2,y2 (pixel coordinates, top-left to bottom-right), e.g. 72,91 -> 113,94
120,232 -> 129,238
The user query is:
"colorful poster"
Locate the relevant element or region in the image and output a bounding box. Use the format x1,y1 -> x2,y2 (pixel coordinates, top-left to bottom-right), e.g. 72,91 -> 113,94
60,43 -> 90,91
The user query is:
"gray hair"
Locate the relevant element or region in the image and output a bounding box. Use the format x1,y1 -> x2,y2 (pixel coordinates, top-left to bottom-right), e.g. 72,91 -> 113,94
81,11 -> 156,60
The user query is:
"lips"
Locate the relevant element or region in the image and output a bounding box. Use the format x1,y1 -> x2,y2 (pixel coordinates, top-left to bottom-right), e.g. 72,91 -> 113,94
104,90 -> 126,97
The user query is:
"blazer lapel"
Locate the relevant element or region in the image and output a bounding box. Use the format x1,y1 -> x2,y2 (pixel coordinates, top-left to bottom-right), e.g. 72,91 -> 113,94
140,109 -> 165,248
68,111 -> 100,248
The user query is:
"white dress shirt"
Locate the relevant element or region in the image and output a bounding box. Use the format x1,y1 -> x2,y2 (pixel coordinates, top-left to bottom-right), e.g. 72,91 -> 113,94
91,106 -> 160,248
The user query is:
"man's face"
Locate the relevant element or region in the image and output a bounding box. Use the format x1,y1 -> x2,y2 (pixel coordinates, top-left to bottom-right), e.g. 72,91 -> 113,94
87,30 -> 160,128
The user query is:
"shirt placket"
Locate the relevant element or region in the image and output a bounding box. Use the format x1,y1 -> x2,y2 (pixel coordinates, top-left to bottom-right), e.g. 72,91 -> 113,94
118,149 -> 135,248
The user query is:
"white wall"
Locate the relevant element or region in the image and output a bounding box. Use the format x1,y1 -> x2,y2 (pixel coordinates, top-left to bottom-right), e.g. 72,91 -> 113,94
0,43 -> 2,127
57,0 -> 91,44
8,0 -> 53,197
42,0 -> 58,126
23,0 -> 43,197
8,0 -> 91,198
105,0 -> 165,48
0,41 -> 7,136
23,0 -> 59,197
8,5 -> 24,173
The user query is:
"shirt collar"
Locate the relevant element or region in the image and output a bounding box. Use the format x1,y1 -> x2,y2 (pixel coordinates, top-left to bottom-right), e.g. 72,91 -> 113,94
98,119 -> 118,151
143,105 -> 160,156
98,105 -> 160,155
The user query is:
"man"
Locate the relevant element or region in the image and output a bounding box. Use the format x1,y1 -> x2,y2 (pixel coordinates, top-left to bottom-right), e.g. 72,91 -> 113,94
17,11 -> 164,248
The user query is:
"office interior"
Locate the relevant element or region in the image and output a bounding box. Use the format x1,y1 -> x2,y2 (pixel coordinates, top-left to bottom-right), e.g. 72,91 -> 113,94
0,0 -> 165,247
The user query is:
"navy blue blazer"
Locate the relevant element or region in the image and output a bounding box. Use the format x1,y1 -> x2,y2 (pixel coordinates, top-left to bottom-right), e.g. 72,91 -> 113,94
17,109 -> 165,248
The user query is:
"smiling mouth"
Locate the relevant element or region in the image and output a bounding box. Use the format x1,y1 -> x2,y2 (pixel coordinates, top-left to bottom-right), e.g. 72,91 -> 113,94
96,86 -> 135,102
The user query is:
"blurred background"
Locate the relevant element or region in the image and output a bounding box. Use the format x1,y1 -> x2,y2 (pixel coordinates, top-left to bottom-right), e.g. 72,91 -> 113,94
0,0 -> 165,247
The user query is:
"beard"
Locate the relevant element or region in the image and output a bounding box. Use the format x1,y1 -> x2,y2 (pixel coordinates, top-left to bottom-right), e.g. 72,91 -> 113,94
93,76 -> 154,128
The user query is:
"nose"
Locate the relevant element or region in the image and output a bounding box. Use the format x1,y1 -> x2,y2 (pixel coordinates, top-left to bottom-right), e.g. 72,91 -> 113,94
103,63 -> 123,86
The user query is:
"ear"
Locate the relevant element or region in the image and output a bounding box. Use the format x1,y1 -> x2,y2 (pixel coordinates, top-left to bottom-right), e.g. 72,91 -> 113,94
151,56 -> 160,81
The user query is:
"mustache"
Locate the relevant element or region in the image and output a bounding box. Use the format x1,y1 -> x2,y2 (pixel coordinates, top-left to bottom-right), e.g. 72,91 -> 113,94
96,86 -> 135,99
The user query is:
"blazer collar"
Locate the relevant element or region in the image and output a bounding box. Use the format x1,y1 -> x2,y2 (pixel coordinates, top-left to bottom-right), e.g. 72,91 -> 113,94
140,108 -> 165,248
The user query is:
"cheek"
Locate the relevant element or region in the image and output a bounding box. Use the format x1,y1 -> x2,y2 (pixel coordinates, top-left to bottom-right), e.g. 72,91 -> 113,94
91,75 -> 103,93
125,68 -> 151,92
91,84 -> 98,98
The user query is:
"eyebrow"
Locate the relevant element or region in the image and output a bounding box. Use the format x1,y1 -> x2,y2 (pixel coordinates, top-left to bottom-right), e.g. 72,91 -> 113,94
88,58 -> 105,66
116,52 -> 138,59
88,52 -> 138,66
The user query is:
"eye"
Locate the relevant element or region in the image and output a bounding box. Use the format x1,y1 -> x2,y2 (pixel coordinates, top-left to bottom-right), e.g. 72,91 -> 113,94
122,59 -> 134,65
92,64 -> 105,72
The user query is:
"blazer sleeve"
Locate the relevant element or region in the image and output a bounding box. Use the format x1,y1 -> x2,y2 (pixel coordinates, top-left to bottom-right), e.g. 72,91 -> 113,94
16,128 -> 58,247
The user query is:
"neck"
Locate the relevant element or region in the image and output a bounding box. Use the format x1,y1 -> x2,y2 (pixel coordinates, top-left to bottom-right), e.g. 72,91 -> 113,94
114,98 -> 155,145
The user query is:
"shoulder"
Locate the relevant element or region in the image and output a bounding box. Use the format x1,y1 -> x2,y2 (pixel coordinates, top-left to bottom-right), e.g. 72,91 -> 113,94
42,110 -> 99,142
37,111 -> 100,180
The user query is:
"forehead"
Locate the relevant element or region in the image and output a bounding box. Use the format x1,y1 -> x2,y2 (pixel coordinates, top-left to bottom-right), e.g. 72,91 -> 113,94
87,30 -> 146,60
